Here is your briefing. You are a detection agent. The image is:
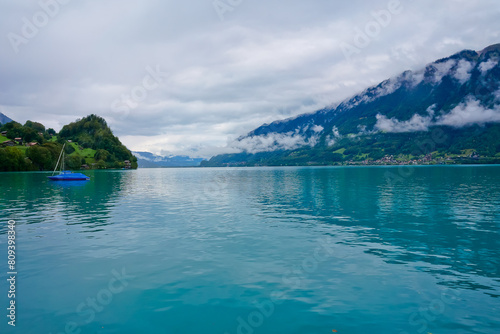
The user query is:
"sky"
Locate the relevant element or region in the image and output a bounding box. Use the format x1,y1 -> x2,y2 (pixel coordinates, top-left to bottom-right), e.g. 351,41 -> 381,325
1,0 -> 499,158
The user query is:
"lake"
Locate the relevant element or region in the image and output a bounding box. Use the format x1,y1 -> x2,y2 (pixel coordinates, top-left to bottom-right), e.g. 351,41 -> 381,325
0,166 -> 499,334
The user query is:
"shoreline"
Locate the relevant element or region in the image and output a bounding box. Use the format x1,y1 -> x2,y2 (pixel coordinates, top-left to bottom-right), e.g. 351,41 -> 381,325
2,164 -> 500,173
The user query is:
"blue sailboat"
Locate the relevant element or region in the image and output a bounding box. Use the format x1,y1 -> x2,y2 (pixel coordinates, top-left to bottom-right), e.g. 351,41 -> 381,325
48,143 -> 90,181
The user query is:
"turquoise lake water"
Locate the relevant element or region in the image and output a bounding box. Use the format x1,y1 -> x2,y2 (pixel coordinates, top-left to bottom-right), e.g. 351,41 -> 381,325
0,166 -> 499,334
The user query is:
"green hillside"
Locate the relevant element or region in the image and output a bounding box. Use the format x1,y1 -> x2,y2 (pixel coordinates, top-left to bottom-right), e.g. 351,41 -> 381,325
202,124 -> 500,167
0,114 -> 137,172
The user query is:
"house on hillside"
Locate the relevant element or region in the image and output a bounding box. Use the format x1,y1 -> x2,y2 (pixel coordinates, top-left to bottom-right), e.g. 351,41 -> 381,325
27,142 -> 39,147
2,141 -> 15,147
1,131 -> 7,136
14,138 -> 23,145
124,160 -> 131,169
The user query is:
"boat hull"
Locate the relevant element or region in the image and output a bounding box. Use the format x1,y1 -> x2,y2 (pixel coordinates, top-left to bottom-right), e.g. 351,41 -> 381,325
48,173 -> 90,181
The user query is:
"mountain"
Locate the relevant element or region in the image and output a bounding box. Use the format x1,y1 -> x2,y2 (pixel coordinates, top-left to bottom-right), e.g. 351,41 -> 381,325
202,43 -> 500,166
134,151 -> 204,167
58,114 -> 138,169
0,112 -> 13,125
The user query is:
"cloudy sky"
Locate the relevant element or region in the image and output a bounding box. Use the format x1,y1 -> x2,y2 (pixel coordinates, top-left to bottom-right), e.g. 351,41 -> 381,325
1,0 -> 499,158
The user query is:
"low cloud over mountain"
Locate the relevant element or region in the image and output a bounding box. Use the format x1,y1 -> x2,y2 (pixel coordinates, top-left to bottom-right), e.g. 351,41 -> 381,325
204,44 -> 500,166
230,44 -> 500,153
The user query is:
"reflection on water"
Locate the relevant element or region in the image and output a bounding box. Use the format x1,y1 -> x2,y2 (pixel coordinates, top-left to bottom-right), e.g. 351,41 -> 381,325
49,180 -> 90,187
0,170 -> 133,234
239,167 -> 500,286
0,166 -> 499,334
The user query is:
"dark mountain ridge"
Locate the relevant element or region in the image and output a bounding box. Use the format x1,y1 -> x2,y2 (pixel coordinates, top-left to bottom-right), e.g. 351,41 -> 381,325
0,112 -> 13,125
202,44 -> 500,166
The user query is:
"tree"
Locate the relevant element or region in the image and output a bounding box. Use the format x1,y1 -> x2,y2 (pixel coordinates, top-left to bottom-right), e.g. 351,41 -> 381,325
21,127 -> 39,143
0,147 -> 29,171
330,153 -> 344,162
94,149 -> 111,162
26,146 -> 54,170
64,144 -> 75,155
64,155 -> 83,170
42,142 -> 63,161
4,122 -> 23,139
95,160 -> 106,169
24,120 -> 45,133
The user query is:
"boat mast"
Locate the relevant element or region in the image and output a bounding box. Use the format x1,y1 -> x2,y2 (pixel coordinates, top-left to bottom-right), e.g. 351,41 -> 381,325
52,143 -> 65,175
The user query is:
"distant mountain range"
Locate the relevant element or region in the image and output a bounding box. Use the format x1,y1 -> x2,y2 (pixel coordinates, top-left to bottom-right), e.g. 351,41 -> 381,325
202,43 -> 500,166
133,151 -> 203,167
0,112 -> 13,125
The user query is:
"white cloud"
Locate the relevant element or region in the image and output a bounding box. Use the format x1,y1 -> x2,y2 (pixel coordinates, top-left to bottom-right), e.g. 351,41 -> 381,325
332,126 -> 340,138
453,60 -> 473,84
1,0 -> 500,157
312,125 -> 324,133
132,152 -> 161,161
407,70 -> 425,87
307,134 -> 321,147
232,121 -> 326,153
374,77 -> 402,98
479,59 -> 498,74
375,111 -> 434,133
431,59 -> 456,83
231,132 -> 309,154
436,97 -> 500,127
326,126 -> 341,146
341,78 -> 399,109
375,99 -> 500,133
